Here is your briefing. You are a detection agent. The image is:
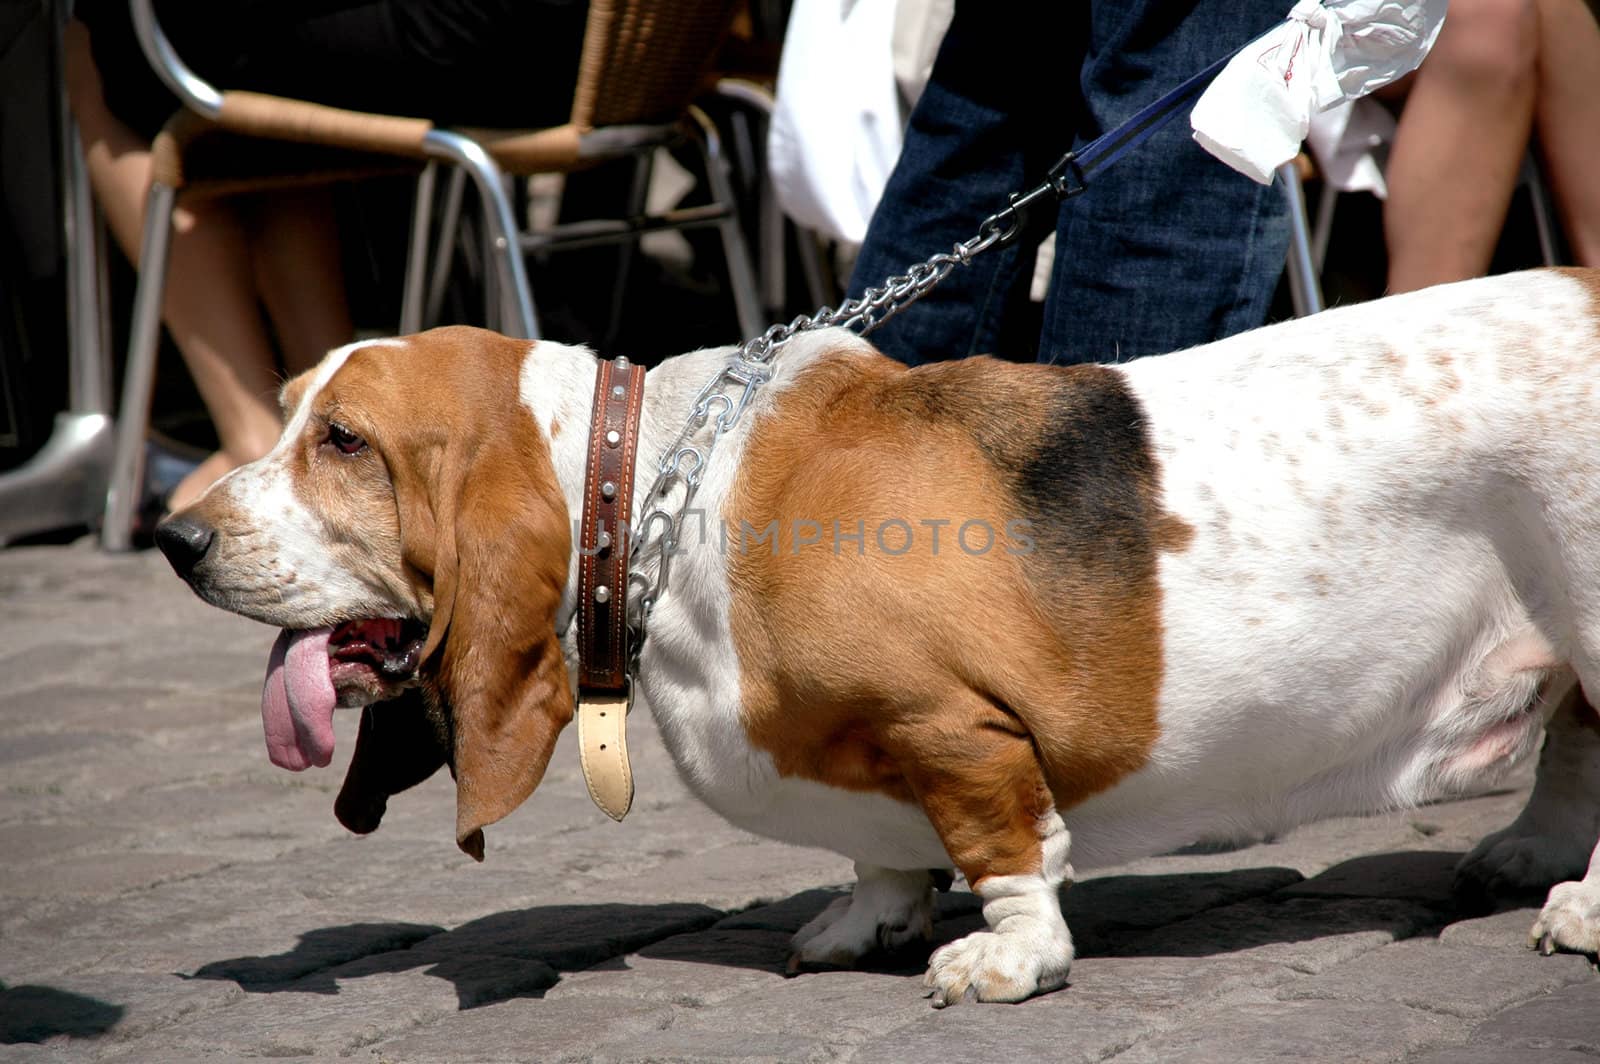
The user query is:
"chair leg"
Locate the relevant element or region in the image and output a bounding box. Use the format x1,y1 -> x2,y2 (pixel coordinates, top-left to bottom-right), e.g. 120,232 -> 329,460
687,107 -> 764,339
400,162 -> 438,334
602,151 -> 656,350
756,153 -> 788,317
424,167 -> 468,328
64,119 -> 112,416
422,130 -> 540,339
1278,161 -> 1324,318
711,79 -> 789,317
1311,180 -> 1338,276
1523,149 -> 1564,267
480,203 -> 502,331
102,181 -> 178,551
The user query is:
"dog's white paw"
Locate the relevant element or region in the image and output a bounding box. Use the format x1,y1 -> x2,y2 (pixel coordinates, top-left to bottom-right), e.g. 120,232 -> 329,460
1529,878 -> 1600,957
922,924 -> 1073,1006
1456,830 -> 1593,899
787,867 -> 935,971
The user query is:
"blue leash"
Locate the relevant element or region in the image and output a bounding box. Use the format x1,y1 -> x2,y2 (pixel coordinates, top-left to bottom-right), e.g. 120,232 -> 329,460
985,47 -> 1242,245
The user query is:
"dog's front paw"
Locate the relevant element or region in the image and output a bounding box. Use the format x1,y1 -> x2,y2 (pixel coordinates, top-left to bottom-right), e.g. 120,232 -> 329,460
1529,878 -> 1600,957
787,867 -> 935,972
1456,830 -> 1593,903
922,925 -> 1072,1006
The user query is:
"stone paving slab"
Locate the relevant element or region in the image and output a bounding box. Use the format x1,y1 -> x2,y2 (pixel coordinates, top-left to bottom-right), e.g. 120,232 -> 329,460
2,541 -> 1598,1062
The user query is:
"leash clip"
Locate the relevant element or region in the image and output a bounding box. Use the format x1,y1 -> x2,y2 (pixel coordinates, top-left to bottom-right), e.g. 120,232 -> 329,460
1045,150 -> 1088,200
979,151 -> 1088,248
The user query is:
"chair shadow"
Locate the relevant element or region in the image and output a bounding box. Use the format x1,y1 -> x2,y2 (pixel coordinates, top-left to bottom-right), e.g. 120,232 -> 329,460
0,982 -> 126,1044
185,849 -> 1511,1009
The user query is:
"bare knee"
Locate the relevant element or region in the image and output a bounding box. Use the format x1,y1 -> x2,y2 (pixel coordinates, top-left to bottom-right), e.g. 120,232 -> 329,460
1432,0 -> 1540,87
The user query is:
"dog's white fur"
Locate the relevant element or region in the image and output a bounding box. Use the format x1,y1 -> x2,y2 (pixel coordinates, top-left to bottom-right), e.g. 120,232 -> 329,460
190,270 -> 1600,1002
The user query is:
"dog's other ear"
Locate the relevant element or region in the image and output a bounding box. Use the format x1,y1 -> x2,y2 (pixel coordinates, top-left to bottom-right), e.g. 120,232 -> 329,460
334,691 -> 450,834
409,429 -> 574,861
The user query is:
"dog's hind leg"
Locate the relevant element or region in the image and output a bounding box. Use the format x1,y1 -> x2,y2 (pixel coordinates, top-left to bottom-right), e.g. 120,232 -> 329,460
1456,685 -> 1600,910
787,865 -> 937,971
1530,834 -> 1600,956
1525,687 -> 1600,956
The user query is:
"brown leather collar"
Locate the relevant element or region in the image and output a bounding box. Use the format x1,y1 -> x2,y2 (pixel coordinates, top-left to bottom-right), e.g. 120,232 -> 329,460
577,356 -> 647,693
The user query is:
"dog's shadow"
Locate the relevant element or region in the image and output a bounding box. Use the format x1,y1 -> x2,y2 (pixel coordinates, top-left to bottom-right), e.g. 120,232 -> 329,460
186,849 -> 1519,1009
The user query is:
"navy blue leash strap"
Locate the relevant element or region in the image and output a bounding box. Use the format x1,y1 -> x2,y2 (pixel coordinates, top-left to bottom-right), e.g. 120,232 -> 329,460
983,46 -> 1242,246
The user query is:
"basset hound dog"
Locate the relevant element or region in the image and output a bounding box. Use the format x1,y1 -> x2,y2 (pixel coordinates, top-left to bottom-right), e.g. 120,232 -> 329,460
157,268 -> 1600,1005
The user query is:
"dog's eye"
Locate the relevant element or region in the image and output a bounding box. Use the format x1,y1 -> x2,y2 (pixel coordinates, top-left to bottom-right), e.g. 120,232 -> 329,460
327,422 -> 367,456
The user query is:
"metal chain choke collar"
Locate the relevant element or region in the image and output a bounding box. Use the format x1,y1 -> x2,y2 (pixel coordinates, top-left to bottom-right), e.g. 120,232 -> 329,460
622,150 -> 1088,670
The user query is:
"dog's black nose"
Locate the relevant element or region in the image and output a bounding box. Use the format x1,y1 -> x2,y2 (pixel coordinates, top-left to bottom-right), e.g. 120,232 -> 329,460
155,515 -> 215,578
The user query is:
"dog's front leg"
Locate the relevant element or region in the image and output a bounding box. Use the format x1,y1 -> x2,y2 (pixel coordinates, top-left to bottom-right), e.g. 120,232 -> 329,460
899,706 -> 1074,1006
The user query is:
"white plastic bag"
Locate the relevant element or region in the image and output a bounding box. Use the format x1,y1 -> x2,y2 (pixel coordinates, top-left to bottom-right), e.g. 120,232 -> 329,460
768,0 -> 907,245
1306,96 -> 1398,197
1191,0 -> 1448,184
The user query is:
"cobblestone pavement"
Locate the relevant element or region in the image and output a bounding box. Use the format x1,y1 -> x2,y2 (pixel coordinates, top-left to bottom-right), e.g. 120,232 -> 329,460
1,540 -> 1597,1062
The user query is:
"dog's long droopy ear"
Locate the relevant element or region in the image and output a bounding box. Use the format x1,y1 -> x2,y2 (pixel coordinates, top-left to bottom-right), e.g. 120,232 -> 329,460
401,422 -> 574,862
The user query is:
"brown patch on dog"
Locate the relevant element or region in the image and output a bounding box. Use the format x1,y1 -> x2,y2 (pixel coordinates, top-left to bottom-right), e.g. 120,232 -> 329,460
727,349 -> 1175,883
1157,513 -> 1195,553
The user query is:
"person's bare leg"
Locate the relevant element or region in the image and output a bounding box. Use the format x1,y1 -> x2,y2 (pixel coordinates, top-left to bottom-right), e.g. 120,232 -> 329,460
248,188 -> 354,375
1384,0 -> 1540,293
65,21 -> 283,510
1532,0 -> 1600,266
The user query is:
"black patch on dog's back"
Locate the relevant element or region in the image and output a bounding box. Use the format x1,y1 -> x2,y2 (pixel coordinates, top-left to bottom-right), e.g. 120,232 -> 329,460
1011,365 -> 1164,579
921,360 -> 1168,583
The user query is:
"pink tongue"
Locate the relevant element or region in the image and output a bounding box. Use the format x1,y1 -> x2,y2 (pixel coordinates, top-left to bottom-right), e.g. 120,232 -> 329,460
261,627 -> 337,770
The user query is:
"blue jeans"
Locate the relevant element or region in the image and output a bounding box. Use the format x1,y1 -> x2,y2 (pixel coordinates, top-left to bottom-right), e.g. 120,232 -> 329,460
848,0 -> 1292,366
